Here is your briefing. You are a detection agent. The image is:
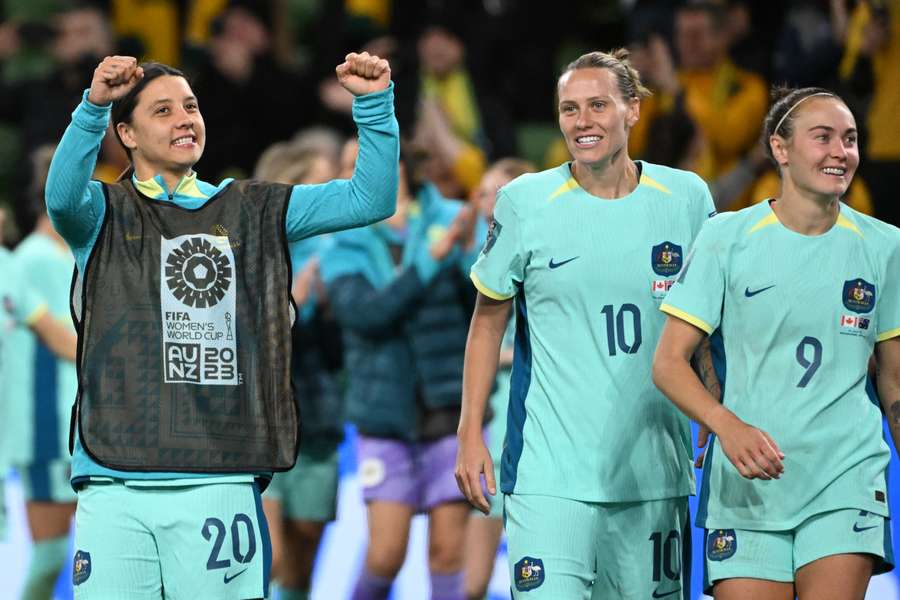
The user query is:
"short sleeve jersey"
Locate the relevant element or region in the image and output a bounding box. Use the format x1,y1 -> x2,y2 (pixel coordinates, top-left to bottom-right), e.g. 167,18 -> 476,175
662,201 -> 900,530
471,161 -> 715,502
3,234 -> 77,465
0,249 -> 48,468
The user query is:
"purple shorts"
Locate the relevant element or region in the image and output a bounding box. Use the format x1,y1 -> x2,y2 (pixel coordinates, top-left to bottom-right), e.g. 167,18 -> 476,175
356,433 -> 465,511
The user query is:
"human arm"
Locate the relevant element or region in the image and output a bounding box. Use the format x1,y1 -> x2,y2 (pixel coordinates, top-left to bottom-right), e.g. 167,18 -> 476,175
285,53 -> 399,240
653,316 -> 784,479
30,312 -> 78,362
455,293 -> 512,514
690,336 -> 720,467
325,241 -> 447,337
877,338 -> 900,453
46,56 -> 143,248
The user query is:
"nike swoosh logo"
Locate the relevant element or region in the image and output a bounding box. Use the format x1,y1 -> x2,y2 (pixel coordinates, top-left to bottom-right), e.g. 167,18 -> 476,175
652,588 -> 682,598
223,568 -> 248,584
744,285 -> 775,297
853,524 -> 878,532
549,256 -> 579,269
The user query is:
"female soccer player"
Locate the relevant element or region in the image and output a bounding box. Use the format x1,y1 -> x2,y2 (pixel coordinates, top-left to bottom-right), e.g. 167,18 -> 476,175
653,87 -> 900,600
45,52 -> 398,599
455,49 -> 717,599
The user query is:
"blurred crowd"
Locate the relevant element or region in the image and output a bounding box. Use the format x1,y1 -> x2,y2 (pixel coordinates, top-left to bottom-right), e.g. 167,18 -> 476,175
0,0 -> 897,244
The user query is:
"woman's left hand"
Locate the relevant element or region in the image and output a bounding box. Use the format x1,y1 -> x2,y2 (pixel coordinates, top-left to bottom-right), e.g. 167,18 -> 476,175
335,51 -> 391,96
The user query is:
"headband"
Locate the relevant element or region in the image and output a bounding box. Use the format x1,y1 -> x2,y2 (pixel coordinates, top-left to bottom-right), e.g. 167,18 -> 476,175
773,92 -> 835,136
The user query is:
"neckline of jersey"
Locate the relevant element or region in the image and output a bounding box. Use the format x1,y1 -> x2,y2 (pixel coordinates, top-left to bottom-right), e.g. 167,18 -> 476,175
762,199 -> 852,240
565,161 -> 646,202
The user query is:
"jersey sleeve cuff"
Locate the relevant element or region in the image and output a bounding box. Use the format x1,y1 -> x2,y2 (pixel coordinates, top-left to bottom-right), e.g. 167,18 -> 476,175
876,326 -> 900,343
660,303 -> 714,335
470,272 -> 514,301
74,89 -> 112,132
23,303 -> 49,326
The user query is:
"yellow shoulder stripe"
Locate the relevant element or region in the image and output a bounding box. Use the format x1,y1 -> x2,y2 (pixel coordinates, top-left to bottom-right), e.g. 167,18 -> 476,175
660,303 -> 714,335
548,177 -> 579,201
835,214 -> 863,238
639,174 -> 671,195
748,212 -> 779,234
876,327 -> 900,343
470,272 -> 515,301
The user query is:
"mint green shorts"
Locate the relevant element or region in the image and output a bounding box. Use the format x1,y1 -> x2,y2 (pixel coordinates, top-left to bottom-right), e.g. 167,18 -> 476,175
264,437 -> 339,522
18,458 -> 77,503
704,508 -> 894,591
505,494 -> 690,599
73,481 -> 270,599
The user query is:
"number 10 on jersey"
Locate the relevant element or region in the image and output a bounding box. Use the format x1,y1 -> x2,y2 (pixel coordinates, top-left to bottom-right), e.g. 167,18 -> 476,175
600,304 -> 642,355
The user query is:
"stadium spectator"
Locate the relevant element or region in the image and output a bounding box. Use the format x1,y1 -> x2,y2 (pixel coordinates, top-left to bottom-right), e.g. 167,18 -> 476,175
673,1 -> 768,203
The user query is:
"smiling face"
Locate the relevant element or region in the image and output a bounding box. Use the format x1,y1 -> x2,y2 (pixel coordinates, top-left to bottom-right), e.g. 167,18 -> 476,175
771,97 -> 859,200
557,67 -> 638,170
116,75 -> 206,180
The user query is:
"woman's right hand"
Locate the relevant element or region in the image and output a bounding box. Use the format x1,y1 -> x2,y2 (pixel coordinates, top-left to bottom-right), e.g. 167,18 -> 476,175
454,428 -> 495,515
88,56 -> 144,106
713,408 -> 785,480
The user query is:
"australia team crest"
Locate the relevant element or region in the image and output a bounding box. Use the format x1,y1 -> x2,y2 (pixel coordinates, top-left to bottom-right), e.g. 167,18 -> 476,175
73,550 -> 92,585
707,529 -> 737,561
842,279 -> 875,314
651,242 -> 683,277
514,556 -> 545,591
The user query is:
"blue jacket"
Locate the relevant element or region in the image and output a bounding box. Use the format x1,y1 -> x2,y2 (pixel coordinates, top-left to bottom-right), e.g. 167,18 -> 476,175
320,184 -> 485,440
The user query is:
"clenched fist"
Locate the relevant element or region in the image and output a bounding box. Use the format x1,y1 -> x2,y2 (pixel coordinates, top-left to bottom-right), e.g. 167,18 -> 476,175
335,52 -> 391,97
87,56 -> 144,106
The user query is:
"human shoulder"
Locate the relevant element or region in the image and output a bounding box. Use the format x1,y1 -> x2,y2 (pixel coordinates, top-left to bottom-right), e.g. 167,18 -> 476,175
840,204 -> 900,253
639,162 -> 711,203
501,164 -> 572,201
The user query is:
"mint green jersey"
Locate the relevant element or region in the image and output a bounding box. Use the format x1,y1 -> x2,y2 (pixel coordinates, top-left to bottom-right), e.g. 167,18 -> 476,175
661,201 -> 900,530
4,233 -> 77,465
471,161 -> 715,502
1,248 -> 49,469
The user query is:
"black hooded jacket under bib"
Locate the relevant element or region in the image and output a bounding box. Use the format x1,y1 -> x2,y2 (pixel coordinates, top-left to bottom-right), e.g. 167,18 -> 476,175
70,179 -> 298,473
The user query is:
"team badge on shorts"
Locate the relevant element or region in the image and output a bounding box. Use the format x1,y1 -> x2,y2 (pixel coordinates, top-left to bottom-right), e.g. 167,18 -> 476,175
651,242 -> 683,276
842,279 -> 875,313
483,218 -> 502,255
706,529 -> 737,561
73,550 -> 91,585
514,556 -> 545,591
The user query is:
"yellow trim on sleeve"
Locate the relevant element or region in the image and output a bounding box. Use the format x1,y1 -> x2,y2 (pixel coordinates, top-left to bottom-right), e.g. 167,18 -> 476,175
548,177 -> 579,201
876,327 -> 900,343
835,214 -> 864,238
660,303 -> 714,335
24,303 -> 49,326
748,212 -> 779,234
639,174 -> 672,195
470,272 -> 514,301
